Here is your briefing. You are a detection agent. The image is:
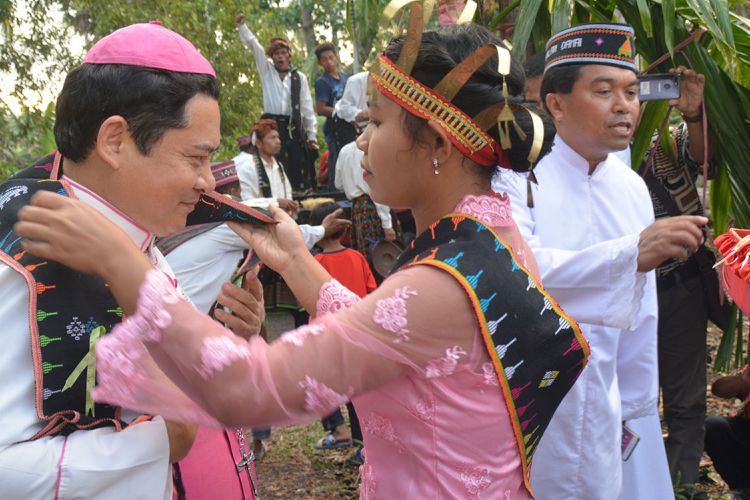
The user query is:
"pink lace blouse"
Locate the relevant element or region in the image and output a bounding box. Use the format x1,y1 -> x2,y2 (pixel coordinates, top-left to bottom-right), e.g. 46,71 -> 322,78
92,193 -> 537,499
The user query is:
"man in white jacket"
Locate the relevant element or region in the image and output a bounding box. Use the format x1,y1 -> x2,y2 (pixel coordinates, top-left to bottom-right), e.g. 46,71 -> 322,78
494,23 -> 706,499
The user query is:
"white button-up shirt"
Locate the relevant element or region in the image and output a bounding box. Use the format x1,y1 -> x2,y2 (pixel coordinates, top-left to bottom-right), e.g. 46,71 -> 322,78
334,142 -> 392,229
0,176 -> 172,499
334,71 -> 369,128
237,24 -> 317,141
234,151 -> 293,205
493,136 -> 658,500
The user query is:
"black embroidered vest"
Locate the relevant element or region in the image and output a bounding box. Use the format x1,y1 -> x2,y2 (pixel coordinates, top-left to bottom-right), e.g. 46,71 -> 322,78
0,153 -> 274,439
0,157 -> 126,438
392,213 -> 590,494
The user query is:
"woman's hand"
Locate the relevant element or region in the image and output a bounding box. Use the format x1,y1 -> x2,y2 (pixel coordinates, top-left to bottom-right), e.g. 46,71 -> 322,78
228,204 -> 309,274
14,191 -> 145,281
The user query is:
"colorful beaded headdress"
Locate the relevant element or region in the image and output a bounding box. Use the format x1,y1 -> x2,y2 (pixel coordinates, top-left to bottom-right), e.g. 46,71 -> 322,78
369,0 -> 543,172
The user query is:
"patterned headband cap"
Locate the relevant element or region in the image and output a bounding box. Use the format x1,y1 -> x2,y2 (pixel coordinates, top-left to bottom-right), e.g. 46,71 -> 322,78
210,160 -> 238,188
544,23 -> 637,73
369,0 -> 543,171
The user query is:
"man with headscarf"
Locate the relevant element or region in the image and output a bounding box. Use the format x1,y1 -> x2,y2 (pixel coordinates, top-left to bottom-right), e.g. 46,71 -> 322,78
235,14 -> 318,192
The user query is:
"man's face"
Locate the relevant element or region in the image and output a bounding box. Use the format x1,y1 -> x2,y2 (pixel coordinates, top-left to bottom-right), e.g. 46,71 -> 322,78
115,94 -> 220,236
525,75 -> 542,107
549,65 -> 640,163
272,48 -> 291,73
318,50 -> 338,74
259,129 -> 282,157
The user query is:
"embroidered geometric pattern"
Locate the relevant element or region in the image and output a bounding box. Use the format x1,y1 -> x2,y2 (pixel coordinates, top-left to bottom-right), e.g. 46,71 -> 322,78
0,155 -> 126,438
391,212 -> 590,492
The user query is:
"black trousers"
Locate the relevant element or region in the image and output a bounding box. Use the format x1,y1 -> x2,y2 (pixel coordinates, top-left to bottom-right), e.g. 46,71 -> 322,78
705,415 -> 750,489
657,272 -> 708,484
262,113 -> 316,192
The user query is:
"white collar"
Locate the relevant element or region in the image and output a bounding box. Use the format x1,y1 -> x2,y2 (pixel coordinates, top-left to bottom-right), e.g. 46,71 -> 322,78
62,175 -> 155,253
259,155 -> 278,171
551,135 -> 615,177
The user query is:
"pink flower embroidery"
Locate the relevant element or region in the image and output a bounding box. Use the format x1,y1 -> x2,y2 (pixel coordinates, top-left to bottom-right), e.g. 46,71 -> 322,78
425,346 -> 468,378
94,336 -> 147,401
481,362 -> 499,386
280,323 -> 325,347
363,412 -> 405,453
118,269 -> 182,343
198,336 -> 252,379
460,466 -> 492,497
317,279 -> 361,316
454,193 -> 514,228
372,286 -> 417,343
360,459 -> 376,500
409,397 -> 435,424
297,376 -> 350,414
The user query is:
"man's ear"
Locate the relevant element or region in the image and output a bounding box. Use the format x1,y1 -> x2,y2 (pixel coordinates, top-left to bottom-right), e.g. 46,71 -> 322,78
545,92 -> 565,123
95,116 -> 130,171
425,120 -> 453,166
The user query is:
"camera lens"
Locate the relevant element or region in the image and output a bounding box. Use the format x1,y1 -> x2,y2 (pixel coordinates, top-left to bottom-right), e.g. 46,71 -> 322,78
664,83 -> 671,90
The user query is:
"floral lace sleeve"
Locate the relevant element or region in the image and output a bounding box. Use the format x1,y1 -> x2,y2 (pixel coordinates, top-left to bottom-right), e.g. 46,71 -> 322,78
92,265 -> 481,428
316,278 -> 361,316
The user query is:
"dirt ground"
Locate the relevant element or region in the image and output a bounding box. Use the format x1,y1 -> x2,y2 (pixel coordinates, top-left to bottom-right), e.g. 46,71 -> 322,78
255,312 -> 745,499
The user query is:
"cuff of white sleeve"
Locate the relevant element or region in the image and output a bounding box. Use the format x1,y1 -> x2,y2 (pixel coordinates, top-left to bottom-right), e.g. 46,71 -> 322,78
605,233 -> 646,330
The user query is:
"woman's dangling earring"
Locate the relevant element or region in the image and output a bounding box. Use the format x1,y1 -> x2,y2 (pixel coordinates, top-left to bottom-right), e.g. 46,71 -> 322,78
433,158 -> 440,175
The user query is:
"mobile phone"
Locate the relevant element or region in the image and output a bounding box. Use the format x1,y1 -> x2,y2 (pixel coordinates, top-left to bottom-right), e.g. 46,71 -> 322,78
637,73 -> 681,102
621,422 -> 640,461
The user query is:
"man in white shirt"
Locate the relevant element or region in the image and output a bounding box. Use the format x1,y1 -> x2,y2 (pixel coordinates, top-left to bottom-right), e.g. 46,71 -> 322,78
493,23 -> 706,499
335,141 -> 395,251
235,14 -> 318,192
334,71 -> 370,131
235,118 -> 297,213
0,22 -> 226,498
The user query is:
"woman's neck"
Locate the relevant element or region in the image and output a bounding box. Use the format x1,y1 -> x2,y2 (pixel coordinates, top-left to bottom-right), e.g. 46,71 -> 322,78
411,175 -> 489,234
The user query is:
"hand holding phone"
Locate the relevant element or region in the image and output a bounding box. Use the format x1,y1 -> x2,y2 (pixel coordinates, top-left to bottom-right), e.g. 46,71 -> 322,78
637,73 -> 681,102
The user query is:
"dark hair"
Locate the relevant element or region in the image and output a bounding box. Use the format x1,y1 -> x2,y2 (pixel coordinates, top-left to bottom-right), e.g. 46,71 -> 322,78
315,42 -> 337,61
55,64 -> 220,162
523,53 -> 545,79
383,24 -> 554,174
310,201 -> 344,239
540,64 -> 582,114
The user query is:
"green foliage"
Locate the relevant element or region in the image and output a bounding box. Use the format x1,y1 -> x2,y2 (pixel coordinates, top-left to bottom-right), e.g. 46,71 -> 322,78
0,101 -> 56,180
0,0 -> 365,174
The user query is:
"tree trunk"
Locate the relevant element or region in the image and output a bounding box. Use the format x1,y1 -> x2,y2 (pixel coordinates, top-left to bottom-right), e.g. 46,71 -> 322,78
300,1 -> 316,58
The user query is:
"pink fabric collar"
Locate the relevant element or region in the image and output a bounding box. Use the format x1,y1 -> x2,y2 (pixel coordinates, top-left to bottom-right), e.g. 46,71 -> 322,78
454,192 -> 514,228
83,21 -> 215,77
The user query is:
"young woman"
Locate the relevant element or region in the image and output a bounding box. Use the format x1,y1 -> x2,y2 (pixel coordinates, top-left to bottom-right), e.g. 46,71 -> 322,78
16,22 -> 587,498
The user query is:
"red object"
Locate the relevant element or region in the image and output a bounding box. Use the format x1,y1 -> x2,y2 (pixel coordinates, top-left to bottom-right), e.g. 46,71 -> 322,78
715,229 -> 750,316
318,150 -> 330,186
315,248 -> 376,298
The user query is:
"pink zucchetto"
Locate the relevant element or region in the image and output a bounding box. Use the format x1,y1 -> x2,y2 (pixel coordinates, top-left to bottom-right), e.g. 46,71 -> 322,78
83,21 -> 216,77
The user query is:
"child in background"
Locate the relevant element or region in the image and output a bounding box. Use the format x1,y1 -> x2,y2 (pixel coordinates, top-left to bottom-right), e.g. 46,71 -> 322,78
309,201 -> 376,464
